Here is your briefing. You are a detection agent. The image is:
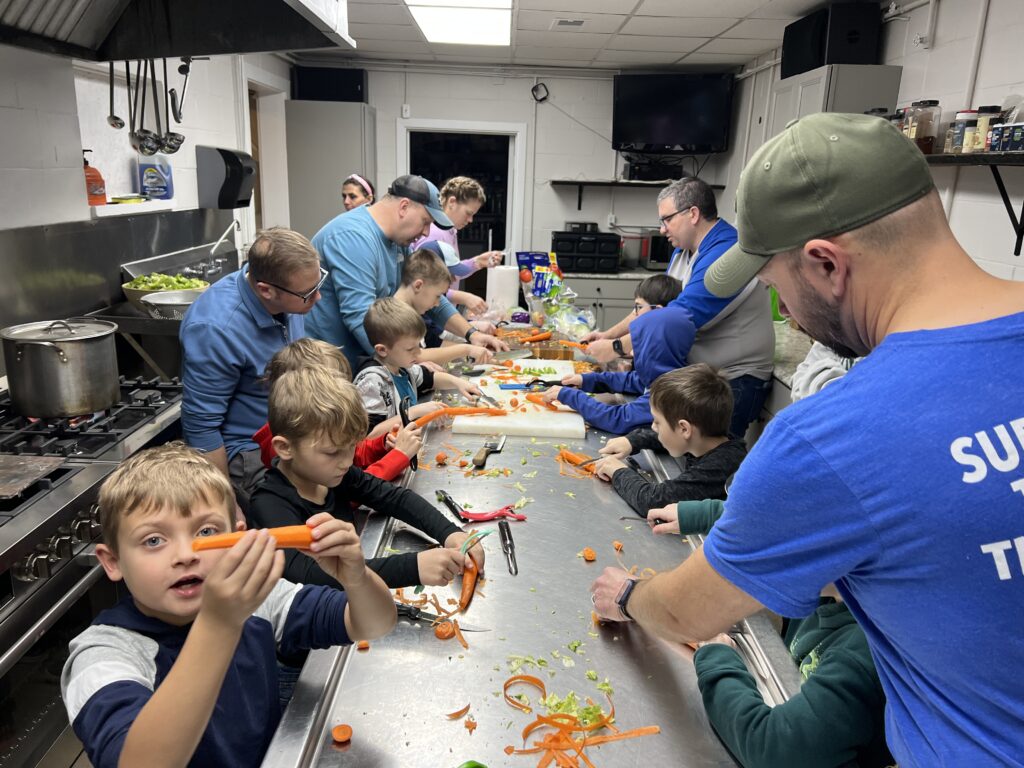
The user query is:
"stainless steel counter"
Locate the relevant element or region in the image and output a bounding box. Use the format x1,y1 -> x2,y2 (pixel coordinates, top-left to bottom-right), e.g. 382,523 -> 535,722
264,419 -> 802,767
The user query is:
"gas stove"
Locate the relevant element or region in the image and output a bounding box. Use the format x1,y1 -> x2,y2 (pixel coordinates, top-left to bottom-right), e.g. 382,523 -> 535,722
0,376 -> 183,462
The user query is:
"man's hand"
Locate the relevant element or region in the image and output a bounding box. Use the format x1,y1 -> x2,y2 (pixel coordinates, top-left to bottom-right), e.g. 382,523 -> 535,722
599,436 -> 633,460
416,548 -> 466,586
541,385 -> 562,404
470,319 -> 498,335
392,423 -> 423,459
445,530 -> 486,572
470,331 -> 509,353
462,293 -> 489,316
455,380 -> 482,401
593,456 -> 627,481
586,339 -> 618,364
463,344 -> 493,363
306,513 -> 367,587
199,529 -> 284,631
580,329 -> 607,344
473,250 -> 504,269
590,566 -> 632,622
560,374 -> 583,387
699,633 -> 738,650
647,504 -> 680,535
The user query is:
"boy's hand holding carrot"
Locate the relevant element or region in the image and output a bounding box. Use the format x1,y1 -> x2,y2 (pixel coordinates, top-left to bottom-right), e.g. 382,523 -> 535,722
445,530 -> 486,572
200,529 -> 285,633
541,385 -> 562,404
392,422 -> 423,458
304,513 -> 367,587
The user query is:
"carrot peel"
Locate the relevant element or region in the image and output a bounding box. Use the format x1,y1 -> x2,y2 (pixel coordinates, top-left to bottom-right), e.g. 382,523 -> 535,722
446,703 -> 471,720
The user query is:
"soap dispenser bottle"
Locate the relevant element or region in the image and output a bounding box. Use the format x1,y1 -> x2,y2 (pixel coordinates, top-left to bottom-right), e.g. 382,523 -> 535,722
83,150 -> 107,206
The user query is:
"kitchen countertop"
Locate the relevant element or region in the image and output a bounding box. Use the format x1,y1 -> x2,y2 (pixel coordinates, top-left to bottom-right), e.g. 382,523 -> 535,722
771,321 -> 814,390
263,395 -> 801,767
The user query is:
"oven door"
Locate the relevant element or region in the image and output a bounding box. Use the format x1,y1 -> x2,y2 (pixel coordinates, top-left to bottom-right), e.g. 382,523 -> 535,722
0,549 -> 122,768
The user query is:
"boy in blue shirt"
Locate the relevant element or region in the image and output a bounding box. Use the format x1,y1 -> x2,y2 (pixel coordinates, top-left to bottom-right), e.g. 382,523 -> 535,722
61,443 -> 395,768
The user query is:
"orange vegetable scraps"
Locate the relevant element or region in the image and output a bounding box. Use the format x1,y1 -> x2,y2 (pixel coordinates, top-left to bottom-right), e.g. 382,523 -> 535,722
331,724 -> 353,743
580,547 -> 597,562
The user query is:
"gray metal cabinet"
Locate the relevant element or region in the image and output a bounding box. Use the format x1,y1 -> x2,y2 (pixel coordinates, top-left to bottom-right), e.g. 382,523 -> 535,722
569,276 -> 641,328
285,100 -> 377,240
767,64 -> 902,138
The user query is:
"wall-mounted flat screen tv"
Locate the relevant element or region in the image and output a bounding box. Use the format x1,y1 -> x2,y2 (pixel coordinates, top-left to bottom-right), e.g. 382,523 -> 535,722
612,73 -> 735,154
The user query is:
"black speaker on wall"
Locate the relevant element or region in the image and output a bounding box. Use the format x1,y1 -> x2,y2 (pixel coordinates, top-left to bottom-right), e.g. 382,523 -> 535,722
781,3 -> 881,79
291,66 -> 368,102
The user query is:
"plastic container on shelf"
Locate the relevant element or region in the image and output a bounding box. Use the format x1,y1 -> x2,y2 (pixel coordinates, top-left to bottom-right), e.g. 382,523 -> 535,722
82,150 -> 106,206
906,99 -> 940,154
950,109 -> 978,154
974,105 -> 1002,152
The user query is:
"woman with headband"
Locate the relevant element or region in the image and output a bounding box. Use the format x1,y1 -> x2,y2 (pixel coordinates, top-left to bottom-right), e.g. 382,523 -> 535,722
342,174 -> 375,211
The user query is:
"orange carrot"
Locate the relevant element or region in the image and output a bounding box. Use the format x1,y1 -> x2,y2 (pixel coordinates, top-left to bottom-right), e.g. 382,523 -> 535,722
613,540 -> 624,552
435,452 -> 448,465
192,525 -> 313,552
331,724 -> 353,743
580,547 -> 596,562
458,458 -> 469,468
591,611 -> 601,625
446,703 -> 471,720
434,621 -> 456,640
460,557 -> 479,611
557,340 -> 588,350
523,330 -> 552,343
509,397 -> 519,408
413,406 -> 506,428
452,619 -> 469,650
526,392 -> 558,411
465,716 -> 477,734
356,640 -> 370,651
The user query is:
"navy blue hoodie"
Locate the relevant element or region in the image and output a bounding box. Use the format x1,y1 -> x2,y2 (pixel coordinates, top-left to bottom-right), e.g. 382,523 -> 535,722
556,305 -> 695,434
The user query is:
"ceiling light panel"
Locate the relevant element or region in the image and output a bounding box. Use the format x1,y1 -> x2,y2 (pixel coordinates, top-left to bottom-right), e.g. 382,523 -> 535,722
405,1 -> 511,45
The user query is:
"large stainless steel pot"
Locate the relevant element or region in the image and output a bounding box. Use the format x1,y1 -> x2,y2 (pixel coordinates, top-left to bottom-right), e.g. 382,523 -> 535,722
1,318 -> 120,418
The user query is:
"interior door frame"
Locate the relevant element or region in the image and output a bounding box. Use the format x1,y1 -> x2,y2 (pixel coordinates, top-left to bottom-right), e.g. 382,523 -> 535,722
396,118 -> 528,253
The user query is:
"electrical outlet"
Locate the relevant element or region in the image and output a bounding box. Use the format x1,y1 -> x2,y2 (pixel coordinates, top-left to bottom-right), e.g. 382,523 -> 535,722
401,104 -> 411,118
607,213 -> 616,227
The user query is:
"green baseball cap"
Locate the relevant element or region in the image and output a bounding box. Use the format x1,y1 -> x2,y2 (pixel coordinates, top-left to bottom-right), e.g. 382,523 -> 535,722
705,112 -> 935,298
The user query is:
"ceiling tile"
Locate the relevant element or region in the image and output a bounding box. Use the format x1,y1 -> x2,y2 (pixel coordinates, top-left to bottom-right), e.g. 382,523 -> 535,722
723,17 -> 790,37
347,3 -> 414,25
433,54 -> 515,64
636,0 -> 765,17
513,57 -> 605,68
516,10 -> 626,34
619,16 -> 739,37
430,43 -> 514,59
518,0 -> 637,12
349,23 -> 423,41
606,34 -> 707,52
678,51 -> 754,65
594,49 -> 686,64
748,0 -> 823,19
513,46 -> 596,61
354,39 -> 433,54
517,30 -> 612,48
698,37 -> 778,54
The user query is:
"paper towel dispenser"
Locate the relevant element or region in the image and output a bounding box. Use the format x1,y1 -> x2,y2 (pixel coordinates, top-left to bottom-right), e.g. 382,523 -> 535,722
197,147 -> 258,209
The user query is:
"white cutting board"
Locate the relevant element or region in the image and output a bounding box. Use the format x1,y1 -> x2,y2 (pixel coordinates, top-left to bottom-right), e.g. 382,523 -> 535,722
451,359 -> 586,439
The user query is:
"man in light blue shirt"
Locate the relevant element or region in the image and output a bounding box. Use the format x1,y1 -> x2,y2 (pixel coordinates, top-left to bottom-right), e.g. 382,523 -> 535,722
305,175 -> 506,368
180,227 -> 326,506
589,113 -> 1024,767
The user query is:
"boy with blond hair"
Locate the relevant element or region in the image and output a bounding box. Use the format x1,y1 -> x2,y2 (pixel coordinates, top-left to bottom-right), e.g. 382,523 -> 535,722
249,367 -> 483,589
353,297 -> 480,429
252,337 -> 422,481
594,364 -> 746,515
394,248 -> 494,365
61,442 -> 395,768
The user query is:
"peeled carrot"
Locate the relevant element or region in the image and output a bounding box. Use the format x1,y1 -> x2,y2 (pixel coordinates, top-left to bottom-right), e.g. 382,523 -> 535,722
435,621 -> 456,640
413,406 -> 506,428
356,640 -> 370,650
557,340 -> 588,350
509,397 -> 519,408
192,525 -> 313,552
331,724 -> 353,743
458,458 -> 469,468
580,547 -> 596,562
435,452 -> 448,465
523,330 -> 552,343
460,556 -> 479,611
526,392 -> 558,411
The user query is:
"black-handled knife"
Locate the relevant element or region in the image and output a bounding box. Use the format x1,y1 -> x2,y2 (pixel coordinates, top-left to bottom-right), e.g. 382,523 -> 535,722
435,489 -> 472,523
399,396 -> 416,471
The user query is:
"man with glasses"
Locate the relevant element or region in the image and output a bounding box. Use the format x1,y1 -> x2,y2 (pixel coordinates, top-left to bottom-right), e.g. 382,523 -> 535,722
180,226 -> 325,509
583,176 -> 774,439
306,174 -> 507,368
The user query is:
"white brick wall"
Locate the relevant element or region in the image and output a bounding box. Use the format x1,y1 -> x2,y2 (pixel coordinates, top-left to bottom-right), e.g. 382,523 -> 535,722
0,44 -> 89,229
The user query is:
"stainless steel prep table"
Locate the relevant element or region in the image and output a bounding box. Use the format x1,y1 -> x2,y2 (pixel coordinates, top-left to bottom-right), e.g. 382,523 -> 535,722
264,416 -> 802,767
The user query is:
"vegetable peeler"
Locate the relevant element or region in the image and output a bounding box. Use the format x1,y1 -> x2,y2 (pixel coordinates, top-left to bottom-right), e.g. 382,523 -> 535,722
498,519 -> 518,576
398,396 -> 417,471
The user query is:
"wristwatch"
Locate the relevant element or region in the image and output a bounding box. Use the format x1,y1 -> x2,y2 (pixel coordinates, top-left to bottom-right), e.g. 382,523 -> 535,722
615,577 -> 638,621
464,328 -> 476,343
612,338 -> 626,357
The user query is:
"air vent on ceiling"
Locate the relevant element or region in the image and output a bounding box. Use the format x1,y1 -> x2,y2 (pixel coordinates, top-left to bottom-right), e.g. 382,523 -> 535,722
550,18 -> 586,30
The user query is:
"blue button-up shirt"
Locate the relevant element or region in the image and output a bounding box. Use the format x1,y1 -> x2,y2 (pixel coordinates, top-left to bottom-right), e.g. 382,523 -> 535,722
180,267 -> 304,459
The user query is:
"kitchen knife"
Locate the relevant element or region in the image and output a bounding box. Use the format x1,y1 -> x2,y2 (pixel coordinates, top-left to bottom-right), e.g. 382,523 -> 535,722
472,434 -> 506,468
491,348 -> 533,362
395,603 -> 489,632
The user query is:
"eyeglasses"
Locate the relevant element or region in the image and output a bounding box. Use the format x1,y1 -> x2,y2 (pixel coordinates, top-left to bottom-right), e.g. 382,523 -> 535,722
658,205 -> 695,227
262,267 -> 328,303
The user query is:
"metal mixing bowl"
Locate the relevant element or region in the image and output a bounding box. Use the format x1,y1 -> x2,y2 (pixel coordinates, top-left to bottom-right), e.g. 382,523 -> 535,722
139,289 -> 204,320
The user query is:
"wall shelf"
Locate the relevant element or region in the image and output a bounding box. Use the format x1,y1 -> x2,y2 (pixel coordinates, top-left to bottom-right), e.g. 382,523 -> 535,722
90,199 -> 176,218
550,178 -> 725,210
926,152 -> 1024,255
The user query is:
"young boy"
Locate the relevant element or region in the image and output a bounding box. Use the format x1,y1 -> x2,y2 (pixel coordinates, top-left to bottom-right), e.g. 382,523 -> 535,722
645,500 -> 892,768
394,247 -> 493,364
249,366 -> 484,589
632,273 -> 682,315
252,337 -> 422,482
543,304 -> 695,434
353,297 -> 480,430
60,442 -> 395,768
592,364 -> 747,516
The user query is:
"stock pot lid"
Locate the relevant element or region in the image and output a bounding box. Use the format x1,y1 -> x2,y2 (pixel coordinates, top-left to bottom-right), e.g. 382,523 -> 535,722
0,317 -> 118,343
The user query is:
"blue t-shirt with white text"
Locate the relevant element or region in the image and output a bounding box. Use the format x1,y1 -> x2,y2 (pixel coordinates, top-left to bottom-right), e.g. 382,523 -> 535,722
704,310 -> 1024,767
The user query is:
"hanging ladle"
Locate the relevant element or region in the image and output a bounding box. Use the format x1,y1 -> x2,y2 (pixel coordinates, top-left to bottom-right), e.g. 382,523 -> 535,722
160,58 -> 184,153
107,61 -> 124,129
134,60 -> 160,156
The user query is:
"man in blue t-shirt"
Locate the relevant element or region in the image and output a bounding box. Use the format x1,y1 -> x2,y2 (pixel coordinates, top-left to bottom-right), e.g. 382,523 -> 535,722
589,113 -> 1024,767
305,175 -> 506,368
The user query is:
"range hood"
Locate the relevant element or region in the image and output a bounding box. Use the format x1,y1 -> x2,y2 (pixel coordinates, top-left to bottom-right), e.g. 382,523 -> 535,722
0,0 -> 354,60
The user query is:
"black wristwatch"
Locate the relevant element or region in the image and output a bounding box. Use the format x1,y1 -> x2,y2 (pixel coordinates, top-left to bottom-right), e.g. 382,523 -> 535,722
612,338 -> 626,357
615,577 -> 638,621
464,328 -> 476,343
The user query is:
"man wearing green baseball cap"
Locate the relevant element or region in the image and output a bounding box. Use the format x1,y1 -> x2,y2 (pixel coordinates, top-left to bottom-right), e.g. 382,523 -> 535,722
590,113 -> 1024,766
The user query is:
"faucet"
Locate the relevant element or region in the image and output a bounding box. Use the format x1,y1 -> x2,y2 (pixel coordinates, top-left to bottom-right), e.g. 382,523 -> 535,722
209,219 -> 241,257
